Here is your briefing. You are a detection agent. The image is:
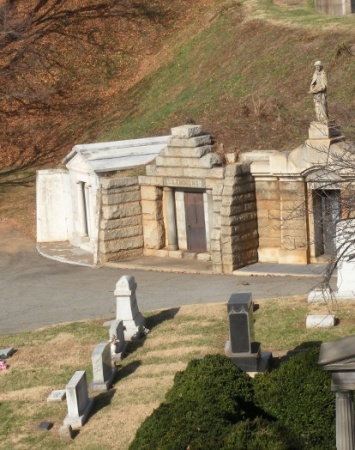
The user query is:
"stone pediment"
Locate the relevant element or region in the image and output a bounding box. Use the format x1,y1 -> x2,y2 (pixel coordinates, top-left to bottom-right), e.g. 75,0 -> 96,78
66,152 -> 92,174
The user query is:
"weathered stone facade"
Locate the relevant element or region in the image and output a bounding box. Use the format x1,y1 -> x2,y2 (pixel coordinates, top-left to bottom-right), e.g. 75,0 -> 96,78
139,124 -> 259,273
99,177 -> 143,263
241,121 -> 351,265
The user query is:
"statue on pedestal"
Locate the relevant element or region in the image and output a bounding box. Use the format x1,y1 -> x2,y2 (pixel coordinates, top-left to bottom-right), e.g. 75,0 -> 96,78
309,60 -> 329,123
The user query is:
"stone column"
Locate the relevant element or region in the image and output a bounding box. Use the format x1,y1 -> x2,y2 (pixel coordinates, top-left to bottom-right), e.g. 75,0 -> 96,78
164,187 -> 178,251
76,181 -> 88,237
85,183 -> 92,237
205,189 -> 214,251
335,391 -> 355,450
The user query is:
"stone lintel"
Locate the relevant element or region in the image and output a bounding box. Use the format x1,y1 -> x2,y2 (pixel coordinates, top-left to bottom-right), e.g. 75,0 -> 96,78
138,175 -> 164,186
163,177 -> 205,189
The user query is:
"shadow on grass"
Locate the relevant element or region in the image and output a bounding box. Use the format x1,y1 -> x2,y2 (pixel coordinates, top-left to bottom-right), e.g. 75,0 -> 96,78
122,308 -> 180,358
115,360 -> 142,382
89,388 -> 116,419
145,307 -> 180,331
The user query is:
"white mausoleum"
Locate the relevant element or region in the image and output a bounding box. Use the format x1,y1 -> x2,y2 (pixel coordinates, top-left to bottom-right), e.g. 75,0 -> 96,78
37,122 -> 355,273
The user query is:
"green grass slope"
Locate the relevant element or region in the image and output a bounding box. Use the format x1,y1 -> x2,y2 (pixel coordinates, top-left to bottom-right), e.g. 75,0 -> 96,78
98,0 -> 355,151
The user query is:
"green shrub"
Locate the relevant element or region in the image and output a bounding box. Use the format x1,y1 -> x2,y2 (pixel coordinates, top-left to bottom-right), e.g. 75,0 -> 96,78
166,354 -> 255,420
129,398 -> 233,450
130,349 -> 336,450
129,355 -> 255,450
253,346 -> 335,449
222,417 -> 297,450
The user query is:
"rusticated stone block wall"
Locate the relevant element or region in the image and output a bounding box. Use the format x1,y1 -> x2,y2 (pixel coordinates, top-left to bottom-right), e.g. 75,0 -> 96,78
219,163 -> 259,273
99,177 -> 143,262
140,185 -> 165,249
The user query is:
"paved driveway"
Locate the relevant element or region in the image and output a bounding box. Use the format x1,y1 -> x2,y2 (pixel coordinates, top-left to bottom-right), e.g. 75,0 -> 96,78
0,224 -> 322,335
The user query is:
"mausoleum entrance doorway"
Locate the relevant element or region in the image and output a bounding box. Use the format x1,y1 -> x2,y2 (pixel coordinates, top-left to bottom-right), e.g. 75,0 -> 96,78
184,191 -> 207,252
313,188 -> 341,256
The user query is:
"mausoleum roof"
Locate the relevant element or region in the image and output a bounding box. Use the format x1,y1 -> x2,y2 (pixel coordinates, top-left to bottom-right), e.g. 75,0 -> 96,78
63,136 -> 170,174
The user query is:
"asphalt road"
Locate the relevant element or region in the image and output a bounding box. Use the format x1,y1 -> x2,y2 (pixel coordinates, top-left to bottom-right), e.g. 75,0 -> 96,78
0,224 -> 322,335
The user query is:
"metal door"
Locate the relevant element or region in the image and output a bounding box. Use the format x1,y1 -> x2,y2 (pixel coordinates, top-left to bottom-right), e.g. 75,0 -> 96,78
184,192 -> 207,252
313,189 -> 341,256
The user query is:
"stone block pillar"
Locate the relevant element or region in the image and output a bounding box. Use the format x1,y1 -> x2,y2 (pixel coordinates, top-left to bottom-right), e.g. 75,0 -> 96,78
279,178 -> 308,264
141,185 -> 165,249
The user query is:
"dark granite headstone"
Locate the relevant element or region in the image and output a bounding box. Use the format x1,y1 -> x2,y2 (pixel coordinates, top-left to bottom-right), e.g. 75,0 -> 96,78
228,293 -> 254,353
225,292 -> 271,373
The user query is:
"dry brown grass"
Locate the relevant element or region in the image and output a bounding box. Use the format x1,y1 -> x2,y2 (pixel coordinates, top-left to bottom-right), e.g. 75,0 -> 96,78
2,300 -> 355,449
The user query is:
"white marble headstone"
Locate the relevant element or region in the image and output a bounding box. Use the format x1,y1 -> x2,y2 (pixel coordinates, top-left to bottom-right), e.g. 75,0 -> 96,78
63,371 -> 94,428
90,342 -> 117,391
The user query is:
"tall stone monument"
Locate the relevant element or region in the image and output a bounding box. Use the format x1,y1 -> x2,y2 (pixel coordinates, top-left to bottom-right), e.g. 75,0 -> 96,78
114,275 -> 147,340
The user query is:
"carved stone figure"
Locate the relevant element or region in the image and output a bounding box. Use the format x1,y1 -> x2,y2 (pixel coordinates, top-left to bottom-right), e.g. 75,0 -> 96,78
309,61 -> 329,123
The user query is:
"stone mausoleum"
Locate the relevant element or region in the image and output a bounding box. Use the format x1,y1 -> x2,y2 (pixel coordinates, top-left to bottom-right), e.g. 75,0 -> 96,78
37,120 -> 355,273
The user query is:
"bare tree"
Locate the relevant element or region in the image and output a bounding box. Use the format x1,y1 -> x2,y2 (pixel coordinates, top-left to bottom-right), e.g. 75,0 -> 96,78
0,0 -> 165,166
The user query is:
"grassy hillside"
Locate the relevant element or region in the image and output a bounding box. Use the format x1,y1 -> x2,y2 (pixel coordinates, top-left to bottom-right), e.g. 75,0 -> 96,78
98,0 -> 355,151
0,0 -> 355,235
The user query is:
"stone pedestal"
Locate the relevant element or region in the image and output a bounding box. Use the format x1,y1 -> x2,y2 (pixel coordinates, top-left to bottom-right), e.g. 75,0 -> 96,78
114,275 -> 147,340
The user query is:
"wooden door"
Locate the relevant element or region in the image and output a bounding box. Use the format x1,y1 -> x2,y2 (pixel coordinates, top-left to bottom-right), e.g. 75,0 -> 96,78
184,192 -> 207,252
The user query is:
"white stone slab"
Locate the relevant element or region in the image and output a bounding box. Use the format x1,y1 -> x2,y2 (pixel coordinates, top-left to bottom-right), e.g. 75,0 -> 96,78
64,371 -> 94,428
90,342 -> 117,391
306,315 -> 336,328
47,389 -> 66,402
0,348 -> 15,358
